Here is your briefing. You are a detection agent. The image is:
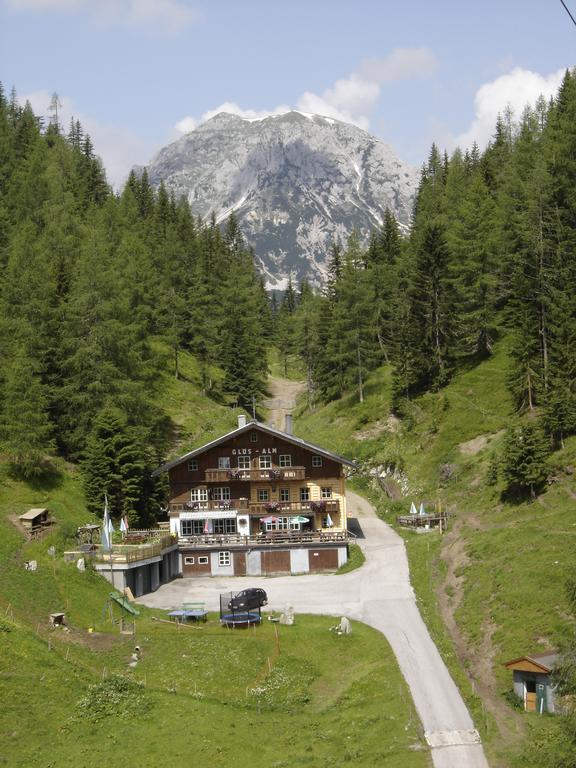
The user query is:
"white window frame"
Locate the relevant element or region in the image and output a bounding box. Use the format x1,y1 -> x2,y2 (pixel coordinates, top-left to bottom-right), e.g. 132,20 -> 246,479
321,487 -> 333,499
312,455 -> 323,467
187,459 -> 198,472
218,551 -> 231,567
218,456 -> 231,469
279,454 -> 292,467
237,455 -> 250,469
258,488 -> 269,502
184,556 -> 195,565
259,455 -> 272,469
191,488 -> 208,503
198,556 -> 209,565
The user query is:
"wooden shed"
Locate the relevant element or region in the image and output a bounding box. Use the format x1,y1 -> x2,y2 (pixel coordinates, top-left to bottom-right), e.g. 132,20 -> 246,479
19,508 -> 52,537
505,651 -> 559,713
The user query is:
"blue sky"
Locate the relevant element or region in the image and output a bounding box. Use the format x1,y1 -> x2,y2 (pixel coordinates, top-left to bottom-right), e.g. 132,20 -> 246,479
1,0 -> 575,186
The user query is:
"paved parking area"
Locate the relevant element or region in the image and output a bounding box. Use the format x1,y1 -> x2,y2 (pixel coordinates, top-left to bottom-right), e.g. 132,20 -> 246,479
139,491 -> 489,768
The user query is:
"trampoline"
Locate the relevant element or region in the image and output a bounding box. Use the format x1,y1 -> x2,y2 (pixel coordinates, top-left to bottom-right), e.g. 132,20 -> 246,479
220,611 -> 262,628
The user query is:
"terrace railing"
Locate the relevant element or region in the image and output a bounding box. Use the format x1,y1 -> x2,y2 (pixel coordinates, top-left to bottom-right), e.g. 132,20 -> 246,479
178,529 -> 348,548
205,467 -> 306,482
248,499 -> 340,516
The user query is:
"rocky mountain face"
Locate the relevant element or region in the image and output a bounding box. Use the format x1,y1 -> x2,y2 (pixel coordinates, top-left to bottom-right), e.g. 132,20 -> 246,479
145,111 -> 419,288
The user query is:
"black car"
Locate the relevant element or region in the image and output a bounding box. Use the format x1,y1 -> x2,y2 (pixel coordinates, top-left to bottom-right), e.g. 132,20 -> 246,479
228,588 -> 268,612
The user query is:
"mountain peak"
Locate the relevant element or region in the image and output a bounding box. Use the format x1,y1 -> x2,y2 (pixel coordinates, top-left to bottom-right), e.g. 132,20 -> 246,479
147,112 -> 417,288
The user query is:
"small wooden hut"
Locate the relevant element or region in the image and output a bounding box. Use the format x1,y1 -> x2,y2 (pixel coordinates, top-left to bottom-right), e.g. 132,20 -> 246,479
19,508 -> 52,538
505,651 -> 559,713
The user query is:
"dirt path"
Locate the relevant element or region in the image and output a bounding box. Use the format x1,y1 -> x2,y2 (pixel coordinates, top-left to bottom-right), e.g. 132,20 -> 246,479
261,375 -> 307,430
437,519 -> 524,753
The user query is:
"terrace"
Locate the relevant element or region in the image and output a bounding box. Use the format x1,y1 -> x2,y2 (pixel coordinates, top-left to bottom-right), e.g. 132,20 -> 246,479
178,529 -> 348,548
94,531 -> 176,564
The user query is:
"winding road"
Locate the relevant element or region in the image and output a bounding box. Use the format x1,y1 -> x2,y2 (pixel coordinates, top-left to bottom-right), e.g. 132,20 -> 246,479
140,490 -> 490,768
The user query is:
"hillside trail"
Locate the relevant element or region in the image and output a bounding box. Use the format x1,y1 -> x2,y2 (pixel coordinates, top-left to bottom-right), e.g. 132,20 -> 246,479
261,374 -> 307,430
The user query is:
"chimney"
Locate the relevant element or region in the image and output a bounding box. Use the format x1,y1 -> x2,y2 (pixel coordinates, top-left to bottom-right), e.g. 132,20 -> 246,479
238,414 -> 247,428
285,414 -> 293,435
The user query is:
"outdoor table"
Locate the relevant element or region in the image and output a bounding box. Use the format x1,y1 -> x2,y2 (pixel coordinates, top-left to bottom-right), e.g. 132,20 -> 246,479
168,609 -> 208,623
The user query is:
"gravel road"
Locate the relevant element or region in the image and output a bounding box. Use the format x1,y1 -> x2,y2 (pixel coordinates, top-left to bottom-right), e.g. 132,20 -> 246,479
139,490 -> 490,768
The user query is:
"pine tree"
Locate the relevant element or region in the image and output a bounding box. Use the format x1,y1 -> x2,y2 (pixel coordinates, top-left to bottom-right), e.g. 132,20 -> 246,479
501,421 -> 549,499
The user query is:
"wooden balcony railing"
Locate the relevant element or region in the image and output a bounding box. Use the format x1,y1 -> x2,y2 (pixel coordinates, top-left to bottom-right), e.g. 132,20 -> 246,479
205,467 -> 306,483
178,530 -> 348,548
248,499 -> 340,516
169,500 -> 249,514
95,532 -> 176,563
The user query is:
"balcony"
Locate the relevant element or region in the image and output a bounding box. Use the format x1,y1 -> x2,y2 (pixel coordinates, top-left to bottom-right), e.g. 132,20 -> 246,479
169,500 -> 249,514
248,499 -> 340,516
178,529 -> 348,548
205,467 -> 306,482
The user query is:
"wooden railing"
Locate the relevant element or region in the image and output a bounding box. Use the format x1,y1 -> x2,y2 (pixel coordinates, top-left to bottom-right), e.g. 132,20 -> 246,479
248,499 -> 340,516
95,532 -> 176,563
205,467 -> 306,482
169,500 -> 249,514
178,530 -> 348,547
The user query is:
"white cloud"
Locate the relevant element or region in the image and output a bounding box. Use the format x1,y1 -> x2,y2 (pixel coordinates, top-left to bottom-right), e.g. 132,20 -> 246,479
4,0 -> 202,34
23,90 -> 156,188
174,47 -> 437,135
454,67 -> 565,150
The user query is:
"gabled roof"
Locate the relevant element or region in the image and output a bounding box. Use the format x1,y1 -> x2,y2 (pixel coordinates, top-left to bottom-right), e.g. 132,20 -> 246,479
153,420 -> 355,476
19,508 -> 48,520
505,651 -> 560,674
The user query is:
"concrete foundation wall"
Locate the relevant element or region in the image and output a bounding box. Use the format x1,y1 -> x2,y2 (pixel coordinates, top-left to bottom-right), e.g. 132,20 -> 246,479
210,551 -> 234,576
290,548 -> 309,574
246,549 -> 262,576
337,546 -> 348,567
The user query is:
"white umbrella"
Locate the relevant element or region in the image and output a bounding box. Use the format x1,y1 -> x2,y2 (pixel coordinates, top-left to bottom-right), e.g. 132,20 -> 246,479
108,516 -> 115,534
419,502 -> 427,516
325,513 -> 333,528
120,516 -> 128,534
409,502 -> 418,515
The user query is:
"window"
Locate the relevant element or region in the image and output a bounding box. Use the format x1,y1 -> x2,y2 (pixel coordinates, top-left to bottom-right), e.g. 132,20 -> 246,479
300,487 -> 310,502
312,455 -> 323,467
258,488 -> 269,502
191,488 -> 208,503
279,488 -> 290,502
321,487 -> 333,499
213,518 -> 237,534
237,455 -> 250,469
187,459 -> 198,472
218,551 -> 231,567
250,431 -> 258,443
265,516 -> 300,531
212,487 -> 231,501
259,455 -> 272,469
184,556 -> 195,565
181,519 -> 204,536
218,456 -> 231,469
198,556 -> 209,565
279,454 -> 292,467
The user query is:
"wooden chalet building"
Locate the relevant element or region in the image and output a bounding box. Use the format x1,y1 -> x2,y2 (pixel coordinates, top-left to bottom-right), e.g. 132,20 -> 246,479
153,416 -> 354,577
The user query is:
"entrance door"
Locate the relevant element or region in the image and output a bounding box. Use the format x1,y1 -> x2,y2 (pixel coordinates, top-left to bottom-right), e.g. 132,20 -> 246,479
536,682 -> 547,714
525,679 -> 537,712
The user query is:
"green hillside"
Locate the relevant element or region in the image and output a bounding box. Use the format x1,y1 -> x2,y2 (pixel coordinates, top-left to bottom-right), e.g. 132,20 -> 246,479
295,342 -> 576,767
0,358 -> 430,768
